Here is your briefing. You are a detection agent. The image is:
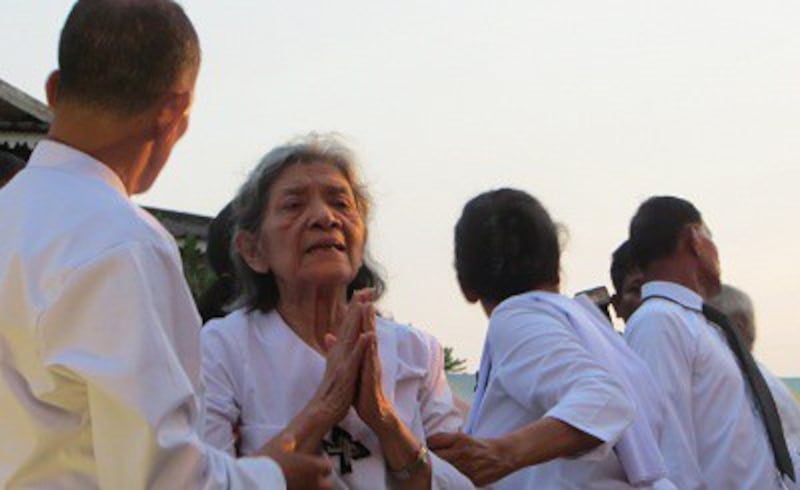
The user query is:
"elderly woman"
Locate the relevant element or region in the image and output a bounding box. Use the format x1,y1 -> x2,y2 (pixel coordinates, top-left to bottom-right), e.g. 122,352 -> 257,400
201,135 -> 471,489
429,189 -> 702,489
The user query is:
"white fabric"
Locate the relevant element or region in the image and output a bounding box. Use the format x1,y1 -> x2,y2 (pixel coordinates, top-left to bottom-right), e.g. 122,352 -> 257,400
761,363 -> 800,486
0,141 -> 285,489
574,294 -> 705,490
539,294 -> 668,485
625,281 -> 786,490
202,309 -> 473,490
466,291 -> 639,489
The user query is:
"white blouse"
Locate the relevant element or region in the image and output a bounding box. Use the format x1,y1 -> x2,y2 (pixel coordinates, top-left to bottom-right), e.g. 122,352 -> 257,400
202,309 -> 473,489
467,291 -> 639,489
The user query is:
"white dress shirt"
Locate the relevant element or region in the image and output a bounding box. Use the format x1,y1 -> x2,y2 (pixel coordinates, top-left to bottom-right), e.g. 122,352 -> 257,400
761,363 -> 800,484
574,294 -> 705,490
0,141 -> 284,489
201,309 -> 473,489
625,281 -> 786,489
466,291 -> 640,489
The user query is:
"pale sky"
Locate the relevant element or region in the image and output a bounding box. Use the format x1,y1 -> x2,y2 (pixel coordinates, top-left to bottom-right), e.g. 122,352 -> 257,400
4,1 -> 799,375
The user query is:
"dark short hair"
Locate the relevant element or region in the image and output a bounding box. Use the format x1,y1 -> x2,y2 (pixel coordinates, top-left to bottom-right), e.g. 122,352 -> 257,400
58,0 -> 200,115
454,188 -> 560,304
629,196 -> 702,268
198,201 -> 238,322
610,240 -> 636,292
231,135 -> 385,313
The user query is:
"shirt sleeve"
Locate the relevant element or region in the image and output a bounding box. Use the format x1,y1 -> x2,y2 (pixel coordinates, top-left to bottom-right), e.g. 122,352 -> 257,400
416,333 -> 476,489
36,241 -> 284,490
490,306 -> 635,452
624,308 -> 698,458
201,324 -> 241,456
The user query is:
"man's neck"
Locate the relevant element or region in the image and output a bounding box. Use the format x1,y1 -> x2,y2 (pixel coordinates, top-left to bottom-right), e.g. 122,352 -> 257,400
47,107 -> 152,195
643,258 -> 710,299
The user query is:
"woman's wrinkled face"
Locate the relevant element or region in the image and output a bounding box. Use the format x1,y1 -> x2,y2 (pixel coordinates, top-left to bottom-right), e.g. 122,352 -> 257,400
248,161 -> 365,292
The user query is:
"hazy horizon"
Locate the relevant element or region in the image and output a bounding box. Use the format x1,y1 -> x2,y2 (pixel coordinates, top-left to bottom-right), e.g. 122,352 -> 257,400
3,1 -> 799,375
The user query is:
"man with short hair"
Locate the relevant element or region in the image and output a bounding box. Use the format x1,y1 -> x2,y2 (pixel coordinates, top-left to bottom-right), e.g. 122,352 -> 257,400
709,284 -> 800,477
625,196 -> 794,488
0,1 -> 330,487
609,240 -> 644,322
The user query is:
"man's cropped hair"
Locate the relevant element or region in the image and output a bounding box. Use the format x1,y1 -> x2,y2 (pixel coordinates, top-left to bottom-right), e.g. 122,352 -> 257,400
610,240 -> 635,293
58,0 -> 200,115
628,196 -> 702,269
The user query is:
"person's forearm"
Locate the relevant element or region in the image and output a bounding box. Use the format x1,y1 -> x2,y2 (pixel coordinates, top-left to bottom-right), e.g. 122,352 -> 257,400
497,416 -> 603,471
281,403 -> 335,454
375,411 -> 432,489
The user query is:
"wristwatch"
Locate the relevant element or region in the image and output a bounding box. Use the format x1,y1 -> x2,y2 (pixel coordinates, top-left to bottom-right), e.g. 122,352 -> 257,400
390,445 -> 430,480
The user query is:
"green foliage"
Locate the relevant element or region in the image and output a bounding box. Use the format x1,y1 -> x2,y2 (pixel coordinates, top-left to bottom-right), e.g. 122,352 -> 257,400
179,234 -> 216,301
444,346 -> 467,374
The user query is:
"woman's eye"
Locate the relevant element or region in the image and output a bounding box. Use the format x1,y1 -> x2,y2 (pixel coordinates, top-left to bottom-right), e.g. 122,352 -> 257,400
281,200 -> 302,211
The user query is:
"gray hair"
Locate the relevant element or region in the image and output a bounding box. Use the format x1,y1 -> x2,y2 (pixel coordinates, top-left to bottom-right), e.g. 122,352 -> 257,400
708,284 -> 756,351
229,134 -> 385,313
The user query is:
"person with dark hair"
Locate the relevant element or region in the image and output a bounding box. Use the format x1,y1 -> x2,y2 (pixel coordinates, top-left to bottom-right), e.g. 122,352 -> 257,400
708,285 -> 800,480
0,1 -> 330,487
197,201 -> 239,322
428,188 -> 702,489
201,134 -> 472,489
610,240 -> 645,321
625,196 -> 795,488
0,151 -> 26,188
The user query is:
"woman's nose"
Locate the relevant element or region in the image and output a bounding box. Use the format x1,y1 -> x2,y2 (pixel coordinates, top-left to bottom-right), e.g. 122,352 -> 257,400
309,200 -> 341,229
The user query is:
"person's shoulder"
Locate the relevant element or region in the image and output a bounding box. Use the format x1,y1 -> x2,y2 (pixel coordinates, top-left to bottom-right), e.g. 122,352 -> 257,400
377,316 -> 442,365
57,177 -> 176,255
629,297 -> 693,325
489,291 -> 568,336
202,308 -> 257,342
625,299 -> 699,341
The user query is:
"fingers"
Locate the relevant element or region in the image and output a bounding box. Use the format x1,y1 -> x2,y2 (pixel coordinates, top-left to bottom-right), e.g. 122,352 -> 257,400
361,303 -> 376,335
323,333 -> 337,352
348,333 -> 371,369
335,302 -> 363,346
432,447 -> 461,464
427,432 -> 461,450
352,288 -> 375,303
304,453 -> 333,477
290,453 -> 333,490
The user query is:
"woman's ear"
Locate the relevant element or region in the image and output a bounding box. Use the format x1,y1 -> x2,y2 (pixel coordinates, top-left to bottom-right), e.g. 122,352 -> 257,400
235,229 -> 270,274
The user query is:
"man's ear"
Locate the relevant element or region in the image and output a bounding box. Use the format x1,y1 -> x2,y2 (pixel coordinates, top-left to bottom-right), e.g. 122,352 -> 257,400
678,224 -> 701,257
155,91 -> 192,134
45,70 -> 60,108
234,229 -> 270,274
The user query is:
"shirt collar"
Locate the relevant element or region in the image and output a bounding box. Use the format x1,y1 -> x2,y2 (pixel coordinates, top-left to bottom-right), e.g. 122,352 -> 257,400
641,280 -> 704,313
27,139 -> 128,197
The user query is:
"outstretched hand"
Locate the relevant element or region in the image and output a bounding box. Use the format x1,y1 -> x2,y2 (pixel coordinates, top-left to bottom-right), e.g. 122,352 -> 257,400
427,432 -> 516,486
